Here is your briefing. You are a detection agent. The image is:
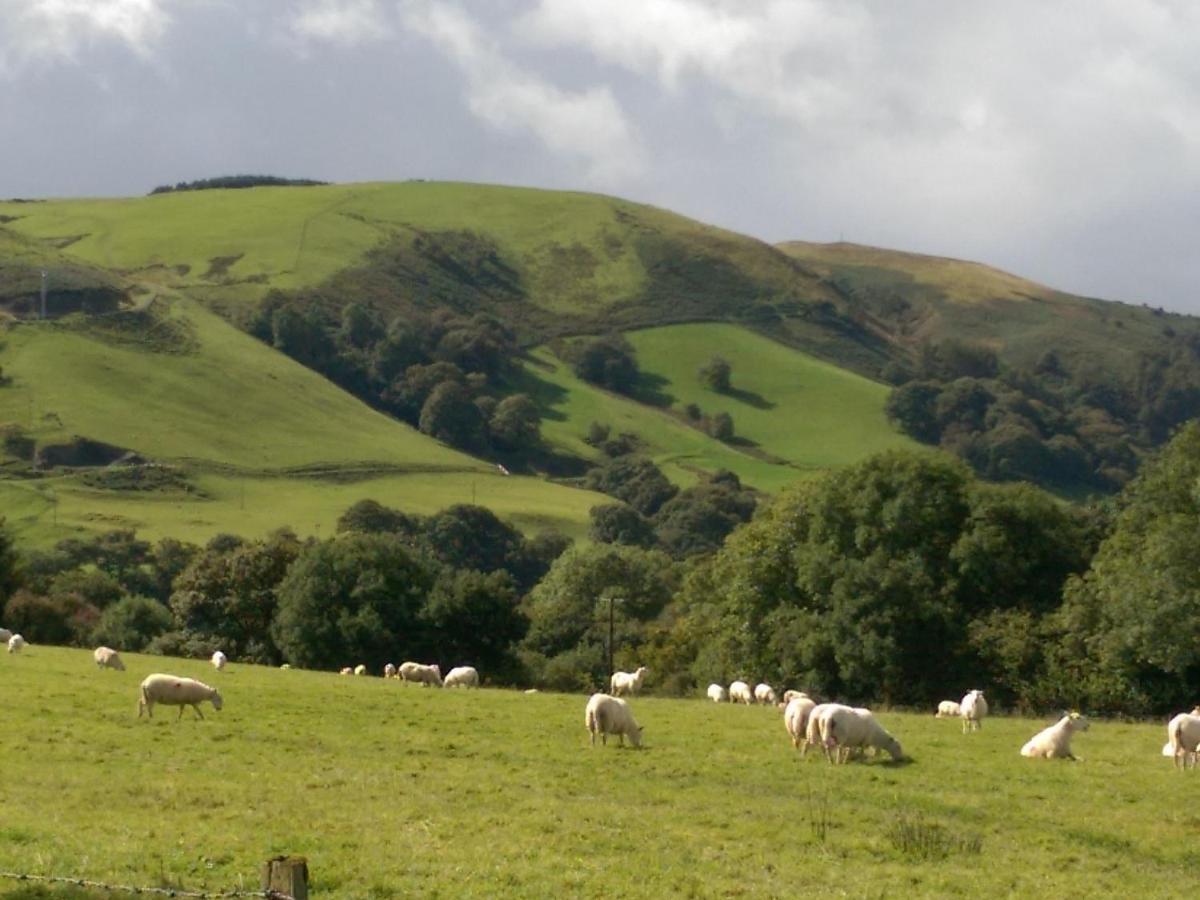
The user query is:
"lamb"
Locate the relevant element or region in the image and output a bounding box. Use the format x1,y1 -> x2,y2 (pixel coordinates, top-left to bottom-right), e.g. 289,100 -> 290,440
819,705 -> 905,763
610,666 -> 648,697
398,661 -> 443,687
784,695 -> 818,753
137,674 -> 223,720
383,663 -> 397,679
584,692 -> 644,748
354,664 -> 367,676
754,683 -> 778,705
1020,712 -> 1089,759
7,633 -> 25,654
0,627 -> 11,644
707,683 -> 729,703
936,700 -> 961,718
444,666 -> 479,688
211,650 -> 227,671
1166,710 -> 1200,770
960,689 -> 988,733
94,646 -> 125,671
729,680 -> 754,705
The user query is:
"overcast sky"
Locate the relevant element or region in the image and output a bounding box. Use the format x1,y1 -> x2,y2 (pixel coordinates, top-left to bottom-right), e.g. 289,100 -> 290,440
1,0 -> 1198,312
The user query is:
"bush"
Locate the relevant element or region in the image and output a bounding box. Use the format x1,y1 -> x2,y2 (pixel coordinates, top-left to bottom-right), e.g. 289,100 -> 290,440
698,356 -> 732,392
707,412 -> 735,441
92,595 -> 173,651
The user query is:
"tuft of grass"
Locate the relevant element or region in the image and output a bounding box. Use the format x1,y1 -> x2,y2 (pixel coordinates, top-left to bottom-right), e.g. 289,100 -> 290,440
888,814 -> 984,861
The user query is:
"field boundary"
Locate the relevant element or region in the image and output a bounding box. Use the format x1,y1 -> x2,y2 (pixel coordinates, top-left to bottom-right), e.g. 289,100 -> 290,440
0,869 -> 295,900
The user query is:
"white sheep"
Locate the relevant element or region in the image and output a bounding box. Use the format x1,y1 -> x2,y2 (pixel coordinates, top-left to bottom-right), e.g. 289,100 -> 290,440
819,705 -> 905,763
398,661 -> 443,686
707,683 -> 729,703
137,674 -> 223,720
1167,710 -> 1200,770
960,689 -> 988,733
7,633 -> 25,654
93,646 -> 125,671
935,700 -> 961,718
784,695 -> 818,753
610,666 -> 648,697
754,683 -> 778,705
729,680 -> 754,705
384,663 -> 397,679
354,664 -> 367,676
782,690 -> 810,704
584,692 -> 644,748
444,666 -> 479,688
211,650 -> 227,671
280,664 -> 291,670
339,667 -> 353,675
0,627 -> 11,644
805,703 -> 849,759
1020,712 -> 1089,759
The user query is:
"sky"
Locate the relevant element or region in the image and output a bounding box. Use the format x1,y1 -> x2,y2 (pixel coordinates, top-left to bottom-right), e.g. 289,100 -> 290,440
1,0 -> 1198,313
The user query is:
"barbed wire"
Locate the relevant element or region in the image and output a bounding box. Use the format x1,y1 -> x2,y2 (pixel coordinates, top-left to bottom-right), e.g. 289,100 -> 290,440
0,870 -> 294,900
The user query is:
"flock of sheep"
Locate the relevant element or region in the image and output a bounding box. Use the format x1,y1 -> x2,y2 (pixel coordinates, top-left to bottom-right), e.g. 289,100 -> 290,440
8,629 -> 1200,768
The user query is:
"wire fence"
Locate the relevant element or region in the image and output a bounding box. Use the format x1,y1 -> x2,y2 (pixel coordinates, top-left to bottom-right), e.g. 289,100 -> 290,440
0,870 -> 294,900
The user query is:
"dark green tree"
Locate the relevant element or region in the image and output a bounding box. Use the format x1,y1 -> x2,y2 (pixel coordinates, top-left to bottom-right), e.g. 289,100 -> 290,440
419,381 -> 488,451
92,595 -> 173,651
698,356 -> 732,392
589,503 -> 657,548
489,394 -> 542,450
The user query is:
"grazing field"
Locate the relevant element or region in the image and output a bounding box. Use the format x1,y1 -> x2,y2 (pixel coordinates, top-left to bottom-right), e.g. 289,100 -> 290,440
2,646 -> 1196,899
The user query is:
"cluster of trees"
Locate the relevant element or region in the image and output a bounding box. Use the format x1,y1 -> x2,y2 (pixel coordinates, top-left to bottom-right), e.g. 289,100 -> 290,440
886,338 -> 1200,492
561,335 -> 640,394
248,300 -> 542,455
4,425 -> 1200,714
149,175 -> 326,195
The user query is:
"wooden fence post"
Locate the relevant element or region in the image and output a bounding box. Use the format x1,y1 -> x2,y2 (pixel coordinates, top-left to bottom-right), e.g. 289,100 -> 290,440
261,855 -> 308,900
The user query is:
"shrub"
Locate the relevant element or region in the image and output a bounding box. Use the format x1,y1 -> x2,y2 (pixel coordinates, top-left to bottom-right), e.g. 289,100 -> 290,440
92,595 -> 173,651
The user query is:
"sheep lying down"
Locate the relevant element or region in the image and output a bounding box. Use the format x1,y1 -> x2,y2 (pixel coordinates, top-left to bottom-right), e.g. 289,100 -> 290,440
138,674 -> 223,720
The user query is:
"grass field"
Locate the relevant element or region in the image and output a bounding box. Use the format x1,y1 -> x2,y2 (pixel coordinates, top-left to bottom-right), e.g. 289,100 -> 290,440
1,646 -> 1196,899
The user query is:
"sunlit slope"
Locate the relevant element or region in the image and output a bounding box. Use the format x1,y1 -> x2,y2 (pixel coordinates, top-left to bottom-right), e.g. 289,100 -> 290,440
523,324 -> 914,492
1,646 -> 1196,898
0,183 -> 835,323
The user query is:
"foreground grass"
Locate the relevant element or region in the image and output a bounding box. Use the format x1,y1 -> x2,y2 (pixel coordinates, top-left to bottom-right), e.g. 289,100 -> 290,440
1,647 -> 1197,899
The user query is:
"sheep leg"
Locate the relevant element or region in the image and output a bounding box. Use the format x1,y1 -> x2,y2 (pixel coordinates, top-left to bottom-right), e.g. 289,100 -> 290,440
193,704 -> 205,720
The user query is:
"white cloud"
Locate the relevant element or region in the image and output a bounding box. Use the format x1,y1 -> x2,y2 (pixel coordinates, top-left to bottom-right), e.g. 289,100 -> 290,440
400,0 -> 643,184
0,0 -> 175,72
288,0 -> 389,47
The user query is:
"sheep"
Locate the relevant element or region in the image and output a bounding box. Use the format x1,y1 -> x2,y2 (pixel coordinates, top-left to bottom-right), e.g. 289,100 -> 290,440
280,664 -> 291,670
137,674 -> 223,720
93,646 -> 125,671
707,683 -> 729,703
1167,710 -> 1200,770
960,689 -> 988,733
729,680 -> 754,705
211,650 -> 227,671
444,666 -> 479,688
7,633 -> 25,654
339,667 -> 353,675
610,666 -> 648,697
936,700 -> 962,718
384,663 -> 397,679
0,627 -> 10,644
1020,712 -> 1089,760
354,664 -> 367,676
754,683 -> 778,705
584,692 -> 644,748
782,690 -> 810,704
398,661 -> 443,687
805,703 -> 850,759
819,705 -> 905,764
784,695 -> 818,753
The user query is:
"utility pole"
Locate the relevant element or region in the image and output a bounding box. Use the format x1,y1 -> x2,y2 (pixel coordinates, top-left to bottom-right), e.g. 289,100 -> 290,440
40,270 -> 47,319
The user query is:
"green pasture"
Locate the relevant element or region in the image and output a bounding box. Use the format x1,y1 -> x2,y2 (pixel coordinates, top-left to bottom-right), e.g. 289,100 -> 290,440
1,646 -> 1196,899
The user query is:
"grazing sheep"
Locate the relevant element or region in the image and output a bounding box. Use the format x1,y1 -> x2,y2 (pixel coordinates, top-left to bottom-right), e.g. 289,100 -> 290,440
754,683 -> 778,705
784,695 -> 818,753
137,674 -> 223,720
280,664 -> 291,670
729,680 -> 754,705
7,634 -> 25,654
584,692 -> 644,748
398,661 -> 443,686
610,666 -> 648,697
384,663 -> 397,679
960,689 -> 988,733
339,667 -> 353,675
1167,710 -> 1200,770
444,666 -> 479,688
707,683 -> 729,703
0,628 -> 11,644
782,690 -> 810,704
936,700 -> 962,718
354,664 -> 367,676
1020,712 -> 1089,760
819,705 -> 905,764
805,703 -> 850,759
211,650 -> 227,671
93,647 -> 125,671
524,689 -> 539,694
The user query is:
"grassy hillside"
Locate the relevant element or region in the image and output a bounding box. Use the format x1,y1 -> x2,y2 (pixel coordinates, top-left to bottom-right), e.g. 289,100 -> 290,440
0,296 -> 605,545
1,645 -> 1195,898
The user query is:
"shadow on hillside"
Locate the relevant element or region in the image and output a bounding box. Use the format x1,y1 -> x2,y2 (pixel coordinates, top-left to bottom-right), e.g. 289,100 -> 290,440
509,365 -> 570,423
631,372 -> 674,408
723,386 -> 775,410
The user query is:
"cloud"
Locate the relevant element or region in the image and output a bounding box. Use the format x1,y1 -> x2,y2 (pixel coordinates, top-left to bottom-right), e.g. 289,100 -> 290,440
287,0 -> 390,47
400,0 -> 643,184
0,0 -> 175,72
